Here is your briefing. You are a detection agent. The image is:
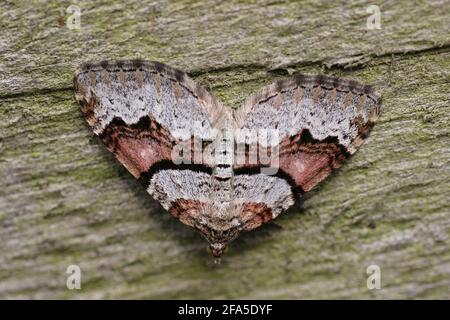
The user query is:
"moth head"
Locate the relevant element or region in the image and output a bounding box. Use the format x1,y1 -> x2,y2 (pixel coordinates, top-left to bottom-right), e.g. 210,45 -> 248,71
209,242 -> 226,258
195,205 -> 244,258
199,224 -> 241,258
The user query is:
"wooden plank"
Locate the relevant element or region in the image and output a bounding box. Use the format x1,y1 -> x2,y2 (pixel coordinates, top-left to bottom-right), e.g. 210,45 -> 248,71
0,0 -> 449,298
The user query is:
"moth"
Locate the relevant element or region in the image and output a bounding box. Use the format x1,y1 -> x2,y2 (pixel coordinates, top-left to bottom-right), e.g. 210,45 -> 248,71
74,60 -> 381,258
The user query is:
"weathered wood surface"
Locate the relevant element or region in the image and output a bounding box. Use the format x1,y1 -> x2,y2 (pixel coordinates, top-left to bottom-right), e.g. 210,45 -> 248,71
1,0 -> 449,299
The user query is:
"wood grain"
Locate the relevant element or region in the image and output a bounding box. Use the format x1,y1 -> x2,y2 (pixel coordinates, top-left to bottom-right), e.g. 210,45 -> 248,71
0,0 -> 449,299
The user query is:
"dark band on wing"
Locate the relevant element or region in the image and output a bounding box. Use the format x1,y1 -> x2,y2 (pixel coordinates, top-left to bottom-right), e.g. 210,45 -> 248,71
99,115 -> 174,154
280,129 -> 351,165
233,166 -> 305,199
138,160 -> 214,189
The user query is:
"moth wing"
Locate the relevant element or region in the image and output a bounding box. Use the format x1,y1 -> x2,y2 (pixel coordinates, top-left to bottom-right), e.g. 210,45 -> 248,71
233,75 -> 381,200
74,60 -> 229,214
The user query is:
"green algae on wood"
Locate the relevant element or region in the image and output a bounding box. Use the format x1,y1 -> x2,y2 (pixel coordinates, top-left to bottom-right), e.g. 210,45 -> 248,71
0,0 -> 450,299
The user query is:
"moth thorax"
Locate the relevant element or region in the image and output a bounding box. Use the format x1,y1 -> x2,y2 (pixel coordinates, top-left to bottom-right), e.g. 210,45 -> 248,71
210,123 -> 235,212
214,127 -> 234,166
